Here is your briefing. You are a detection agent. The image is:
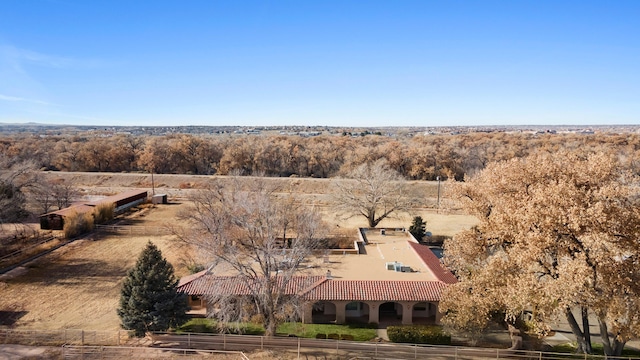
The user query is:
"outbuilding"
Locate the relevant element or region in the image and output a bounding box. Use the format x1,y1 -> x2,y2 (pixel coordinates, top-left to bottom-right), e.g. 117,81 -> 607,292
40,190 -> 148,230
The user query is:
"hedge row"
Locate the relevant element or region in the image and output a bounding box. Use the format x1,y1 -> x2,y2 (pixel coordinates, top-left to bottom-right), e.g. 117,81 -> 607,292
387,325 -> 451,345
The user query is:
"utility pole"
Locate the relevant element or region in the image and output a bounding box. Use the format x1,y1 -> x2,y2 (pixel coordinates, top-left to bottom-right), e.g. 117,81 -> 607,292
436,176 -> 441,210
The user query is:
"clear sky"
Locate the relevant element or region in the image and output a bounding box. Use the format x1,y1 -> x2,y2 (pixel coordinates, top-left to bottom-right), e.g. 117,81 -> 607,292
1,0 -> 639,127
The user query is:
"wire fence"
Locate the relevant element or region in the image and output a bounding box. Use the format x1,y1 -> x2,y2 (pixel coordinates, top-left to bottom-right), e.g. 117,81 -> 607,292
2,329 -> 639,360
0,329 -> 129,347
61,345 -> 249,360
148,332 -> 640,360
95,225 -> 171,235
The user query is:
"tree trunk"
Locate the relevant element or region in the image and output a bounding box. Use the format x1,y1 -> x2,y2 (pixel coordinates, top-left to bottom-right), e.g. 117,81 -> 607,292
368,213 -> 379,228
598,314 -> 627,357
581,307 -> 593,354
564,307 -> 591,354
264,314 -> 277,337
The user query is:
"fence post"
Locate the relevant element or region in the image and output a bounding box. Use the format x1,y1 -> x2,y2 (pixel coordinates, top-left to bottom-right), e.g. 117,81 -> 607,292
261,336 -> 264,350
455,346 -> 458,360
188,333 -> 191,348
414,344 -> 417,359
496,349 -> 499,359
375,342 -> 378,357
81,330 -> 84,346
297,337 -> 300,359
223,334 -> 226,350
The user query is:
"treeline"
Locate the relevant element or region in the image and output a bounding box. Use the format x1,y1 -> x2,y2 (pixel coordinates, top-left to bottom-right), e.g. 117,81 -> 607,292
2,132 -> 640,180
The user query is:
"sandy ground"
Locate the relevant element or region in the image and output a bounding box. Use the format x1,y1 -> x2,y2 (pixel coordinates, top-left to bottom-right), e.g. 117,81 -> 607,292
0,172 -> 476,332
0,204 -> 189,330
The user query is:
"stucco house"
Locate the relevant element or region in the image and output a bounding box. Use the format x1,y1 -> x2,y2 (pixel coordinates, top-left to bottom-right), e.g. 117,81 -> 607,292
177,228 -> 456,325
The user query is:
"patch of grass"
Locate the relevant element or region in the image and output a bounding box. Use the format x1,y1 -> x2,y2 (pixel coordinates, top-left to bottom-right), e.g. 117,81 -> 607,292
176,318 -> 265,335
177,320 -> 376,340
551,342 -> 640,357
277,322 -> 377,341
176,318 -> 216,333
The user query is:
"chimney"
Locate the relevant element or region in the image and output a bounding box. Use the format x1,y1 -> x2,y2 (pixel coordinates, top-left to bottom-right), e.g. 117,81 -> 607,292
326,270 -> 333,279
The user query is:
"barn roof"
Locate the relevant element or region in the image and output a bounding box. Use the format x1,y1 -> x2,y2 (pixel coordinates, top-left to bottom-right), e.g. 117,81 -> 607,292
42,204 -> 96,217
87,189 -> 147,206
40,190 -> 148,218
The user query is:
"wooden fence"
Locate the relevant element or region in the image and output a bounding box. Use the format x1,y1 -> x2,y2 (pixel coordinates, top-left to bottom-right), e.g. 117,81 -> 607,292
95,225 -> 171,236
0,329 -> 129,347
61,345 -> 249,360
3,329 -> 639,360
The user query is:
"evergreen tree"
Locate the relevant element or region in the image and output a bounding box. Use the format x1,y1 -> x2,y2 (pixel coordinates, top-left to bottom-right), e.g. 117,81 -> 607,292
118,242 -> 188,336
409,216 -> 427,241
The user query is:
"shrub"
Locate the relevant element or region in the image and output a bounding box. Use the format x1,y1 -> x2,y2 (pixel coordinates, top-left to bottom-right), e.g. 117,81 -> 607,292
93,203 -> 115,225
387,325 -> 451,345
63,211 -> 95,239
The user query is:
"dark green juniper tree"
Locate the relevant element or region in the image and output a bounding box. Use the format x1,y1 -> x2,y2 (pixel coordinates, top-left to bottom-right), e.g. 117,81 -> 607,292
118,242 -> 188,336
408,216 -> 427,241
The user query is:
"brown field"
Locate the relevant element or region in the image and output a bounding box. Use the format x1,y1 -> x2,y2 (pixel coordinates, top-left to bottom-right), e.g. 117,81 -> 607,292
0,172 -> 477,331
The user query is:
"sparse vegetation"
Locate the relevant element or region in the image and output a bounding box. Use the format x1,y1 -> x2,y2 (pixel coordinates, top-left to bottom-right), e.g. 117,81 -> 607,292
93,203 -> 115,224
63,210 -> 94,239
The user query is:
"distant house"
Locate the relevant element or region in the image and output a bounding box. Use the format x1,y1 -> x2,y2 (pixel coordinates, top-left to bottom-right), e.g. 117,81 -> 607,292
177,229 -> 456,325
40,190 -> 148,230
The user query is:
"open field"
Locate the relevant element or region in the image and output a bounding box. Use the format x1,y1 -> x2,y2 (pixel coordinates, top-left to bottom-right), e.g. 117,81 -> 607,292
0,172 -> 477,332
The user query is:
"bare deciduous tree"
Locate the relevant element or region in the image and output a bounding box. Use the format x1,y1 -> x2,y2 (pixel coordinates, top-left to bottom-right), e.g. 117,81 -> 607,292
333,159 -> 415,228
441,151 -> 640,356
30,179 -> 78,214
0,155 -> 38,223
176,176 -> 327,336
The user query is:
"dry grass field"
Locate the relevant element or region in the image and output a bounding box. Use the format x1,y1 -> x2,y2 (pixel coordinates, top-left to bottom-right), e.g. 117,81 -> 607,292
0,172 -> 477,332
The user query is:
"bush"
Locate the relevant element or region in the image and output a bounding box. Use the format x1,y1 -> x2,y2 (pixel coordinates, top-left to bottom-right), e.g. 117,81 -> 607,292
387,325 -> 451,345
93,203 -> 115,225
63,211 -> 94,239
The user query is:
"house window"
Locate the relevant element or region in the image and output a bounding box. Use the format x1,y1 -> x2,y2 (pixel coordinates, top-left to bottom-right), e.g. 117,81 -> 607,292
345,302 -> 359,311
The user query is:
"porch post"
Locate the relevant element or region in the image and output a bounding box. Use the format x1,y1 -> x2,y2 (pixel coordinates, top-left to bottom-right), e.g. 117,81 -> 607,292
302,302 -> 313,324
368,301 -> 382,324
434,302 -> 444,324
402,302 -> 415,325
334,301 -> 347,324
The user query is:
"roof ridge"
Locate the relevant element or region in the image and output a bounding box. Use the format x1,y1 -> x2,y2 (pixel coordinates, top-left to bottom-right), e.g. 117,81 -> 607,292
298,276 -> 329,297
177,269 -> 208,287
407,241 -> 457,284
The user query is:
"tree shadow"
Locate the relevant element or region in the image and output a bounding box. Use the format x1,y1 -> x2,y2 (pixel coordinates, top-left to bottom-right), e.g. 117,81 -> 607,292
0,311 -> 28,326
6,258 -> 129,287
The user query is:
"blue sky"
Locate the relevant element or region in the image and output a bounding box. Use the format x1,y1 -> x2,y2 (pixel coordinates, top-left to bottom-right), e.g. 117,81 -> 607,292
0,1 -> 639,127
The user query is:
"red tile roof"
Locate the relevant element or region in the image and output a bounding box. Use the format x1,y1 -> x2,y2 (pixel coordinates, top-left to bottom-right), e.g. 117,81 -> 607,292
301,279 -> 447,302
177,241 -> 457,303
178,273 -> 448,302
177,273 -> 325,296
408,242 -> 457,284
